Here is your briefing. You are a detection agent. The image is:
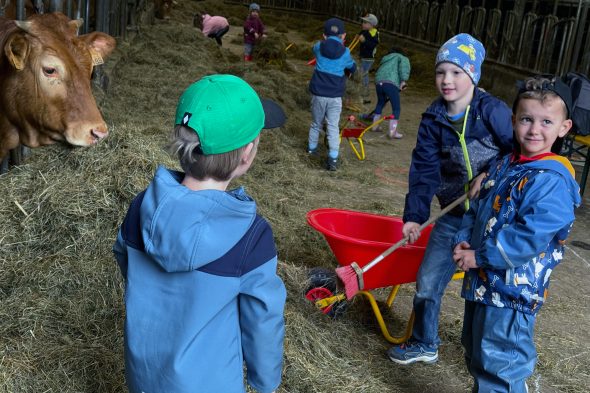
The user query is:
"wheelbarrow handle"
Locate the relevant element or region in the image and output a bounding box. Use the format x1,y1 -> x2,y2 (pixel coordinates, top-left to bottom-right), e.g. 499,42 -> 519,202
362,192 -> 468,273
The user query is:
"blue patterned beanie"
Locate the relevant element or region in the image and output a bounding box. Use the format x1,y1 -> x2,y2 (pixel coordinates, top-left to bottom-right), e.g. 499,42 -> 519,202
435,33 -> 485,85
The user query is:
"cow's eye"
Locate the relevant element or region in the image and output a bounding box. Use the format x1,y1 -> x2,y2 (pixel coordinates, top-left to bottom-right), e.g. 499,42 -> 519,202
42,66 -> 57,77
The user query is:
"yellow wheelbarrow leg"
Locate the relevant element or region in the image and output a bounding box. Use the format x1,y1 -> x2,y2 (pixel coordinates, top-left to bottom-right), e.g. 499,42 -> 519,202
357,289 -> 414,344
347,137 -> 366,160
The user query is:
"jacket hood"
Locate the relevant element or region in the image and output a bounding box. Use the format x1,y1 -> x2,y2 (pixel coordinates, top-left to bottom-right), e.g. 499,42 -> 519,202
525,156 -> 582,208
139,166 -> 257,272
320,36 -> 346,59
380,52 -> 398,65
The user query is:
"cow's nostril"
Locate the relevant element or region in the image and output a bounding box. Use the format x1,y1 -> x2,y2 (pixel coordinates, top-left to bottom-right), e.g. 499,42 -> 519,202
91,129 -> 107,140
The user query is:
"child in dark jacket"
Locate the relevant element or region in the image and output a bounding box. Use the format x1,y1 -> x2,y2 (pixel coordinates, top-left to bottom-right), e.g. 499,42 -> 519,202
243,3 -> 266,61
357,13 -> 379,102
387,34 -> 514,366
114,74 -> 287,393
453,75 -> 580,392
307,18 -> 357,171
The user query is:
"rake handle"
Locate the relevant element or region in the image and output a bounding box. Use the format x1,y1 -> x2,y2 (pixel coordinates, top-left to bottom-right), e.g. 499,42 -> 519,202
361,193 -> 468,273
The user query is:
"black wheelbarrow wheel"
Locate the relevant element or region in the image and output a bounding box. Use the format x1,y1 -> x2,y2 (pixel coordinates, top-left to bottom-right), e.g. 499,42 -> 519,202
304,267 -> 348,318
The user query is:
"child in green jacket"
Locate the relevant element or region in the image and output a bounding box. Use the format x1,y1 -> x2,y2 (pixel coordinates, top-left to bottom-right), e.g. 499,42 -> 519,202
366,47 -> 410,138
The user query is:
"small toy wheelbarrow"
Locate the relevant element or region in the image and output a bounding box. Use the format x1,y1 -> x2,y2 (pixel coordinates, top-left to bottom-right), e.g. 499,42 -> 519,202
305,208 -> 464,344
340,115 -> 394,161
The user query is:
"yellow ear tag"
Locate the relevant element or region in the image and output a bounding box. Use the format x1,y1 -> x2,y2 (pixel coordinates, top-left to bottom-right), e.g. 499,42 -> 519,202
89,48 -> 104,66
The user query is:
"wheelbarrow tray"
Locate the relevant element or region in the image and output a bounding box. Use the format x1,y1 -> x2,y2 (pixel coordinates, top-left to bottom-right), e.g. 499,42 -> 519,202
307,208 -> 433,290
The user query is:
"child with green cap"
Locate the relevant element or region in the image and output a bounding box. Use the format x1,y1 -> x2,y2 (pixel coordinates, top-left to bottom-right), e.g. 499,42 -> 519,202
113,74 -> 287,393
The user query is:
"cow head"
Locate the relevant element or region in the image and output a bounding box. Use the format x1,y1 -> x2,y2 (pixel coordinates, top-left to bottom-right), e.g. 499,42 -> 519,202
1,13 -> 115,150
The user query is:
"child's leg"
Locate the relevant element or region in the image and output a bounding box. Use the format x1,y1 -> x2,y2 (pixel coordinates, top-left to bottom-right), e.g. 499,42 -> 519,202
244,43 -> 253,60
361,59 -> 374,101
411,214 -> 464,347
324,97 -> 343,159
214,26 -> 230,46
373,82 -> 388,115
308,95 -> 328,152
470,303 -> 537,393
462,300 -> 478,392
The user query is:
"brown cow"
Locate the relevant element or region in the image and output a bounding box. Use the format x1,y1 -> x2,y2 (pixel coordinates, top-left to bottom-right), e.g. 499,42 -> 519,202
0,12 -> 116,160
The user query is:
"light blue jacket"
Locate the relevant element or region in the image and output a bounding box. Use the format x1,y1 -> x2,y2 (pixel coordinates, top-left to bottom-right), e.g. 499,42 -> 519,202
113,166 -> 286,393
309,36 -> 357,98
454,155 -> 581,314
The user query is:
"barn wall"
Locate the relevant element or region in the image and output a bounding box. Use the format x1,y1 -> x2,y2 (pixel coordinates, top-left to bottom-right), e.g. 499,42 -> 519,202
227,0 -> 590,76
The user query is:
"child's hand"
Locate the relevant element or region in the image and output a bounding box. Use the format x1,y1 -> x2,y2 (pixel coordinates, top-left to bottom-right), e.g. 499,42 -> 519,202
402,222 -> 421,244
468,172 -> 487,199
358,34 -> 365,43
254,32 -> 260,39
400,81 -> 408,90
453,244 -> 477,271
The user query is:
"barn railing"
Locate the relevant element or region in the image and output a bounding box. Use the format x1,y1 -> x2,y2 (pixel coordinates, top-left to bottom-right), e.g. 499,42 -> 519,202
225,0 -> 590,76
0,0 -> 151,173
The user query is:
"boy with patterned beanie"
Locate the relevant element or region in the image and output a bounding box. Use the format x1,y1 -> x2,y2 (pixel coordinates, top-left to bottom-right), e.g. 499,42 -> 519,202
387,34 -> 513,365
113,74 -> 287,393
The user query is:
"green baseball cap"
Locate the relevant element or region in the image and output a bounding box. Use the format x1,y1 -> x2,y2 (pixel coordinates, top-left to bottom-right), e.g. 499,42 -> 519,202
175,74 -> 286,155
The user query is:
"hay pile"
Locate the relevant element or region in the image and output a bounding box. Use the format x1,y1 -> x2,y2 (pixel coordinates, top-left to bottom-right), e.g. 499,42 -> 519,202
1,1 -> 589,392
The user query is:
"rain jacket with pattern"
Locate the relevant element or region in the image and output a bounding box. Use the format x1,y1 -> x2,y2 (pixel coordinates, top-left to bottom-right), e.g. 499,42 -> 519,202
403,87 -> 514,224
309,36 -> 357,98
113,166 -> 286,393
454,154 -> 581,315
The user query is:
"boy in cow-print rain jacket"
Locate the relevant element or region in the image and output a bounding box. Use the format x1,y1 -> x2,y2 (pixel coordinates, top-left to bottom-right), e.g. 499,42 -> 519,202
113,75 -> 287,393
452,75 -> 581,393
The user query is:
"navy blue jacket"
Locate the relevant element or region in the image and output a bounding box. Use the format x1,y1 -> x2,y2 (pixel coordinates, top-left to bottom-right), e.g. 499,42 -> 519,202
403,88 -> 513,224
113,167 -> 286,393
309,36 -> 357,98
358,28 -> 379,59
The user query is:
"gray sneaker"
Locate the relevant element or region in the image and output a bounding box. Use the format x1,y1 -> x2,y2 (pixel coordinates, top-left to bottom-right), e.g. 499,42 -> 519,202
326,157 -> 338,171
386,341 -> 438,365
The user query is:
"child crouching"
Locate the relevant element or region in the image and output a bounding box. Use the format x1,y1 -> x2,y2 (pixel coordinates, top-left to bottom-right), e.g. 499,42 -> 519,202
453,75 -> 581,392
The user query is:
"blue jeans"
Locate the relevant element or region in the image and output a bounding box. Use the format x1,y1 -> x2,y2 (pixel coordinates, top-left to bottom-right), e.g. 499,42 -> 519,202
244,43 -> 254,55
374,82 -> 401,119
308,95 -> 342,159
361,58 -> 374,88
462,301 -> 536,393
411,213 -> 464,347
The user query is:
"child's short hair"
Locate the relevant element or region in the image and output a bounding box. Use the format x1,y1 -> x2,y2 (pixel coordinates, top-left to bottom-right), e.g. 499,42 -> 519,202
513,75 -> 573,153
171,74 -> 286,181
513,75 -> 572,119
169,125 -> 252,181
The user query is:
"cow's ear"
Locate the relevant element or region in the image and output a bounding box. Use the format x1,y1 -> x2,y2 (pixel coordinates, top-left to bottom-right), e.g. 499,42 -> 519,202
5,33 -> 30,70
68,18 -> 84,35
80,32 -> 116,60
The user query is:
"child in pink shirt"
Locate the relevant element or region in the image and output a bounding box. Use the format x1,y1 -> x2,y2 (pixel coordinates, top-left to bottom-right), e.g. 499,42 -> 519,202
194,13 -> 230,46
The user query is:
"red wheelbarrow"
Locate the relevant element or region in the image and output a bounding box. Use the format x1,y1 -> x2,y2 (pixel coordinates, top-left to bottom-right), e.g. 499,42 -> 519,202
306,208 -> 464,344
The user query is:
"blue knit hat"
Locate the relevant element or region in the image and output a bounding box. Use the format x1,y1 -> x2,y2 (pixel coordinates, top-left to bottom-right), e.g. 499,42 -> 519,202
435,33 -> 485,85
324,18 -> 345,36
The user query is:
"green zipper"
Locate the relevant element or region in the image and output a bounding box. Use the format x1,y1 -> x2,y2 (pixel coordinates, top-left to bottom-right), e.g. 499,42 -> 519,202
455,105 -> 473,211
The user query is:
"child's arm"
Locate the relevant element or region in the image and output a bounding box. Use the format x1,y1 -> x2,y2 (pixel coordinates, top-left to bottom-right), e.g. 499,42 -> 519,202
113,228 -> 128,279
483,99 -> 513,156
399,56 -> 411,85
474,174 -> 575,270
239,223 -> 286,393
343,48 -> 357,74
403,120 -> 441,225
